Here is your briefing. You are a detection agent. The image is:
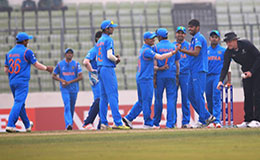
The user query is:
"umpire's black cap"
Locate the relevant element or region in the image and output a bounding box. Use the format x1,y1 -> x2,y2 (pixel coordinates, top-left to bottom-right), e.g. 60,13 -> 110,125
223,32 -> 239,42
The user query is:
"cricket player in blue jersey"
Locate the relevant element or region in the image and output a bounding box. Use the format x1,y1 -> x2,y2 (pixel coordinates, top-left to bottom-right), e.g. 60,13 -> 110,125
53,48 -> 83,130
122,31 -> 180,129
179,19 -> 216,127
173,26 -> 192,128
96,20 -> 129,130
206,30 -> 227,128
82,31 -> 102,130
4,32 -> 53,133
152,28 -> 180,129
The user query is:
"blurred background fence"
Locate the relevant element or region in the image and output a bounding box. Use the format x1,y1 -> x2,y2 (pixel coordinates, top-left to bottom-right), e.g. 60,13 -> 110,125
1,0 -> 260,92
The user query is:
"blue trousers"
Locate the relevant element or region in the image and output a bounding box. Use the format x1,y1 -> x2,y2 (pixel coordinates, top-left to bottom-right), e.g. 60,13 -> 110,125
178,73 -> 191,125
188,71 -> 211,124
83,98 -> 100,125
99,67 -> 122,126
206,74 -> 221,123
92,82 -> 100,101
7,82 -> 30,129
153,77 -> 177,128
61,91 -> 78,128
83,83 -> 101,128
126,80 -> 153,126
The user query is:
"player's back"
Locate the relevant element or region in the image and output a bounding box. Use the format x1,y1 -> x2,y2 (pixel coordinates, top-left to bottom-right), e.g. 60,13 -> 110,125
5,44 -> 36,84
155,40 -> 179,78
96,33 -> 115,67
136,44 -> 156,82
87,46 -> 98,70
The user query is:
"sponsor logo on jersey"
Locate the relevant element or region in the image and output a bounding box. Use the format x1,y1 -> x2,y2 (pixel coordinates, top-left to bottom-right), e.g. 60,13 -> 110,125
63,72 -> 75,76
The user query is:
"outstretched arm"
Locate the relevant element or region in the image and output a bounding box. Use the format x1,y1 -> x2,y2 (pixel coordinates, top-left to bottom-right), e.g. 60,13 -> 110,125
179,46 -> 201,57
33,61 -> 53,73
155,44 -> 181,60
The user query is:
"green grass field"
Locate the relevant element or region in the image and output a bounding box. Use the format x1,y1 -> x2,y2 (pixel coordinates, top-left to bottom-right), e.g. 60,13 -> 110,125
1,128 -> 260,160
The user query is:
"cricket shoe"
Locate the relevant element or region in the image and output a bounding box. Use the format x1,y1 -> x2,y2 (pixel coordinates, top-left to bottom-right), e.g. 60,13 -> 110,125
205,115 -> 216,125
247,120 -> 260,128
112,125 -> 130,130
207,123 -> 216,128
83,124 -> 96,131
26,121 -> 34,132
152,125 -> 161,129
143,125 -> 153,129
100,124 -> 112,130
6,126 -> 18,133
122,117 -> 133,129
236,122 -> 249,128
66,125 -> 73,130
215,123 -> 222,128
181,124 -> 193,129
193,122 -> 206,128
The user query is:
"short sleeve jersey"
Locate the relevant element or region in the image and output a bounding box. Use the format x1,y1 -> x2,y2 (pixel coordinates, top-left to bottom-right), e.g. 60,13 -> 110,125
96,33 -> 116,67
5,44 -> 37,84
173,40 -> 191,74
189,32 -> 208,73
85,46 -> 98,78
54,59 -> 82,93
136,44 -> 156,82
207,44 -> 226,75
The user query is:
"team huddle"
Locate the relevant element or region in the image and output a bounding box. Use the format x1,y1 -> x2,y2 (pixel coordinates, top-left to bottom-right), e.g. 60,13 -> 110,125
4,18 -> 260,132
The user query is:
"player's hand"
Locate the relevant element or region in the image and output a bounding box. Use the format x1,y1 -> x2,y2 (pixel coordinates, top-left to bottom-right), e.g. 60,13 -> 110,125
62,80 -> 69,87
46,66 -> 53,73
224,82 -> 232,88
217,81 -> 224,90
89,71 -> 99,86
242,71 -> 252,79
115,55 -> 120,64
162,64 -> 169,70
175,43 -> 181,51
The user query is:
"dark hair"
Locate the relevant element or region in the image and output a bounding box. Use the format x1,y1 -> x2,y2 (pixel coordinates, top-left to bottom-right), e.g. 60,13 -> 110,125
95,31 -> 102,42
188,19 -> 200,27
16,39 -> 27,44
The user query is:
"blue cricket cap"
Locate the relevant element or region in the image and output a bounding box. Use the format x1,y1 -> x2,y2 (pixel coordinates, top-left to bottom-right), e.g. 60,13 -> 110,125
156,28 -> 168,38
210,30 -> 220,37
143,32 -> 157,39
101,20 -> 118,30
176,26 -> 186,34
65,48 -> 74,54
16,32 -> 33,42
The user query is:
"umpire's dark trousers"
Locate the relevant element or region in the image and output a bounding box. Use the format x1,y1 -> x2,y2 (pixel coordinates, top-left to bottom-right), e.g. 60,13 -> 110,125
242,70 -> 260,122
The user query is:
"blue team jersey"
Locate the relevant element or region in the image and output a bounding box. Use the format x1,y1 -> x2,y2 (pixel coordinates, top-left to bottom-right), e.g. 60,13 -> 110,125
207,44 -> 226,75
173,40 -> 190,74
5,44 -> 37,84
96,33 -> 116,67
85,46 -> 98,78
190,32 -> 208,73
155,40 -> 180,78
136,44 -> 156,82
54,59 -> 82,93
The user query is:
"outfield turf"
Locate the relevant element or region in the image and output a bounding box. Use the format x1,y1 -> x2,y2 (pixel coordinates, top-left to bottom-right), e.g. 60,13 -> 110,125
0,128 -> 260,160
